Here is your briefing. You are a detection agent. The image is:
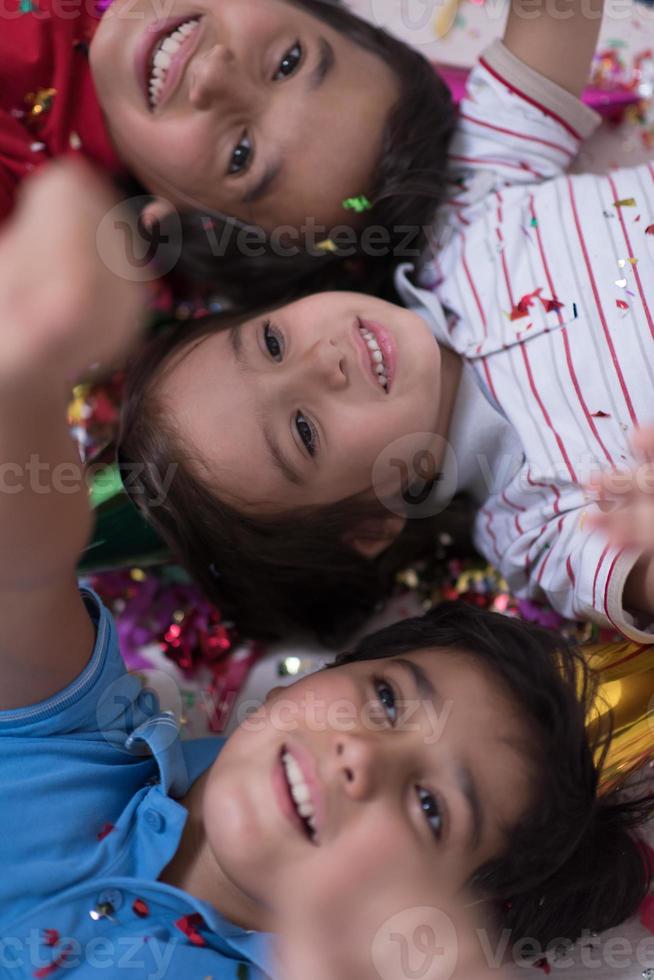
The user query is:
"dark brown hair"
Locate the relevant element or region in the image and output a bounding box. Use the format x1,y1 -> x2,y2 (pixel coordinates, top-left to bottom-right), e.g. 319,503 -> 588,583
118,311 -> 473,645
332,602 -> 654,948
153,0 -> 456,309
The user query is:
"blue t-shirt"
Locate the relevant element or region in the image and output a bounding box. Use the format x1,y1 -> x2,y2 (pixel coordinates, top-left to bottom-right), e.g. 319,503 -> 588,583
0,590 -> 274,979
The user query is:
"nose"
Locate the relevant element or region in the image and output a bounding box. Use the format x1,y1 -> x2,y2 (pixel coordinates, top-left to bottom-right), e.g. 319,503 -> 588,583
303,338 -> 348,392
188,45 -> 248,111
334,733 -> 381,801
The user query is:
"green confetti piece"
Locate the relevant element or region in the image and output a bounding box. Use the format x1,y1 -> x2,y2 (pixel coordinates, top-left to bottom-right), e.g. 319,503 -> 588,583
530,217 -> 538,228
454,12 -> 466,27
19,0 -> 36,12
237,965 -> 250,980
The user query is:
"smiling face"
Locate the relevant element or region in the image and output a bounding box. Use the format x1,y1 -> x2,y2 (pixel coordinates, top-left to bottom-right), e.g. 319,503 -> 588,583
158,292 -> 443,512
89,0 -> 399,229
202,647 -> 534,920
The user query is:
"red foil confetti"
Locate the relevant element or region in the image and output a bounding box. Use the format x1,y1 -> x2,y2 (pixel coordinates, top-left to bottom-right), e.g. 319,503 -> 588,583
33,944 -> 74,978
96,822 -> 115,842
616,300 -> 629,310
175,913 -> 207,947
646,224 -> 654,234
541,297 -> 564,313
43,930 -> 59,948
533,958 -> 551,974
132,898 -> 150,918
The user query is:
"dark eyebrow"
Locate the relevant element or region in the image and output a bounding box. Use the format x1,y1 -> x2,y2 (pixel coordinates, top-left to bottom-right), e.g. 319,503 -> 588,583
393,657 -> 485,850
393,658 -> 437,702
459,765 -> 484,851
229,324 -> 245,361
262,422 -> 306,487
242,160 -> 283,206
309,36 -> 335,91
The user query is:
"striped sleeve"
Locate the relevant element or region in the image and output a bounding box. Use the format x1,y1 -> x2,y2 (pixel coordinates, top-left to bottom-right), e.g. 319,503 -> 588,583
476,505 -> 654,643
450,40 -> 601,190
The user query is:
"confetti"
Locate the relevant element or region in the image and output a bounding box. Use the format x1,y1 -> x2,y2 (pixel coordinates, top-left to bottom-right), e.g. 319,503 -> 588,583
591,410 -> 611,418
96,822 -> 115,841
629,257 -> 639,264
20,0 -> 36,11
24,87 -> 56,124
132,898 -> 150,918
342,195 -> 372,214
541,297 -> 564,313
33,945 -> 74,978
175,914 -> 207,947
43,930 -> 59,947
646,224 -> 654,234
618,258 -> 626,268
237,967 -> 250,980
315,239 -> 337,253
616,300 -> 629,310
530,217 -> 539,227
614,198 -> 637,207
534,957 -> 552,974
30,141 -> 45,152
615,278 -> 628,288
69,132 -> 82,150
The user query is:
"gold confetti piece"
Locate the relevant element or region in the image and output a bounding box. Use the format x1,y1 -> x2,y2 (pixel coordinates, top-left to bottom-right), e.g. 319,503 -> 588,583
316,239 -> 337,252
613,197 -> 637,207
629,256 -> 639,265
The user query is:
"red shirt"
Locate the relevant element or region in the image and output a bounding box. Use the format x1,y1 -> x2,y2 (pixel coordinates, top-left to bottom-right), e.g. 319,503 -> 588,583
0,0 -> 124,221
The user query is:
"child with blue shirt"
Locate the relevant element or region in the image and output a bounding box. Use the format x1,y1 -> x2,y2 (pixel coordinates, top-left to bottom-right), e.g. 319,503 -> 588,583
2,162 -> 653,979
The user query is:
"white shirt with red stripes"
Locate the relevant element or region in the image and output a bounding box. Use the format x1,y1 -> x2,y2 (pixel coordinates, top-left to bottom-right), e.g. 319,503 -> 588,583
395,40 -> 654,642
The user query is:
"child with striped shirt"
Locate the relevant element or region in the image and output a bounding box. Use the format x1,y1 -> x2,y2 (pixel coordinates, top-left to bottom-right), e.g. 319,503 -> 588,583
119,0 -> 654,646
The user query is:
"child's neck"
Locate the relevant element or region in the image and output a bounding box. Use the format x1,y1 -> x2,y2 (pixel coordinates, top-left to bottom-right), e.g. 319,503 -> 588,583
158,769 -> 268,932
435,345 -> 462,445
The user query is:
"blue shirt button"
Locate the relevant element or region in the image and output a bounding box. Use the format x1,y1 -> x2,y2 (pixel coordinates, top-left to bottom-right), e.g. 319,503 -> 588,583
98,888 -> 124,911
144,808 -> 165,833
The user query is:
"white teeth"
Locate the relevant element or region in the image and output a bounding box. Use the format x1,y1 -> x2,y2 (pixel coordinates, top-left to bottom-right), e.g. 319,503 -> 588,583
359,327 -> 388,390
282,752 -> 317,838
148,18 -> 201,109
153,49 -> 172,70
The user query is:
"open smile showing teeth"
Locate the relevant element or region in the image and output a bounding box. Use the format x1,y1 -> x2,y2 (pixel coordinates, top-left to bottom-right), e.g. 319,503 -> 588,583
282,750 -> 317,842
359,325 -> 389,391
148,18 -> 201,108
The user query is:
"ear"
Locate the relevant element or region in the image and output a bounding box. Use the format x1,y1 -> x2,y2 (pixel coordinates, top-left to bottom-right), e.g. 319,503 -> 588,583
344,515 -> 407,560
139,196 -> 177,230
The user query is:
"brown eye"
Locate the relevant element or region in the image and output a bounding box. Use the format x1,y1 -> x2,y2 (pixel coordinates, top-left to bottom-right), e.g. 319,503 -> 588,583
274,42 -> 302,80
229,133 -> 252,175
295,413 -> 317,456
417,787 -> 443,840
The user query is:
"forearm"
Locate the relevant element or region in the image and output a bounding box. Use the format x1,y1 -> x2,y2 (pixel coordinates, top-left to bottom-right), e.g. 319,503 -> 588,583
504,0 -> 604,97
0,378 -> 92,590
